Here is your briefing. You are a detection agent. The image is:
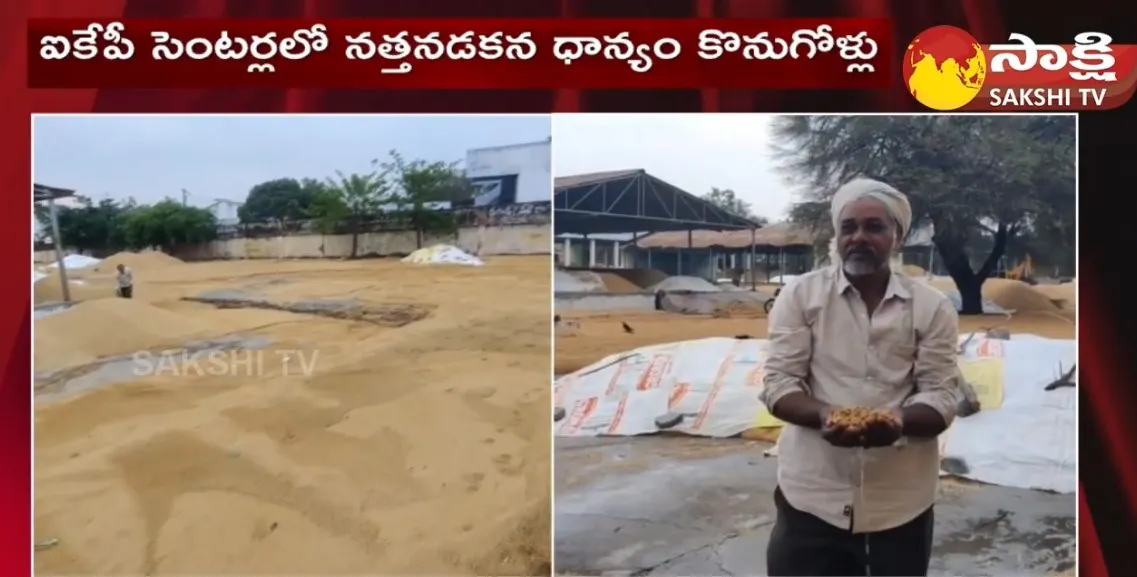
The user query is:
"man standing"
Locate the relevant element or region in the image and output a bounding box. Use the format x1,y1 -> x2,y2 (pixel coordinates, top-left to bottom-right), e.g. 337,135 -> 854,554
760,178 -> 960,576
115,263 -> 134,299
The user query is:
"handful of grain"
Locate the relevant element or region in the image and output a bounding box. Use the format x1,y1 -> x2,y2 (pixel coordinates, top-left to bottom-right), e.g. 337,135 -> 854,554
826,406 -> 899,432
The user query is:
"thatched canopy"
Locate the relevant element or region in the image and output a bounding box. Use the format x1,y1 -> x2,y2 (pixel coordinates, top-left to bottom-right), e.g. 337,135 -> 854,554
636,221 -> 817,250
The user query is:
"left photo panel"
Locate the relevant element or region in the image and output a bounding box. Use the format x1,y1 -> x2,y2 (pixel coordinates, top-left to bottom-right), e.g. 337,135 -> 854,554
32,115 -> 553,575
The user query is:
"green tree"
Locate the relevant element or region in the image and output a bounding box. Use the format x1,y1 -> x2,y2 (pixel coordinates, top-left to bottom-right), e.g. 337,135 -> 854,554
120,200 -> 218,250
34,197 -> 135,252
702,187 -> 768,224
376,150 -> 469,247
321,169 -> 390,258
770,115 -> 1074,314
238,178 -> 320,225
306,185 -> 351,235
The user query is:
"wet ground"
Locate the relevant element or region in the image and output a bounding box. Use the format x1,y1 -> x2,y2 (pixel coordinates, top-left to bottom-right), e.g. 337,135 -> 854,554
555,437 -> 1075,576
33,335 -> 273,404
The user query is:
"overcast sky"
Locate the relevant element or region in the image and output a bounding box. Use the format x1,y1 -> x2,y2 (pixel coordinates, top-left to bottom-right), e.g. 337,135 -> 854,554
33,115 -> 552,206
552,114 -> 793,221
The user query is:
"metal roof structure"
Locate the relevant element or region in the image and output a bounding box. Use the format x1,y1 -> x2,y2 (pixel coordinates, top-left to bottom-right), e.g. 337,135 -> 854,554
554,169 -> 760,234
33,183 -> 76,202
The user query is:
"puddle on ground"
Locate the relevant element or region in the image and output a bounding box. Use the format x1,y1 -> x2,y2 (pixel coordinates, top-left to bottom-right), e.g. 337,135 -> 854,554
34,335 -> 272,403
34,302 -> 75,320
183,292 -> 433,327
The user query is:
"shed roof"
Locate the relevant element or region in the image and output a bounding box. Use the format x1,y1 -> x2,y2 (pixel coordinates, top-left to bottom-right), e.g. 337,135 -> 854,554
554,169 -> 759,234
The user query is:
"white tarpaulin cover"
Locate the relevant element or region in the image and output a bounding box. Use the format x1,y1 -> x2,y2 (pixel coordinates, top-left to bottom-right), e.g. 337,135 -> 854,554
47,254 -> 102,270
554,335 -> 1075,493
401,245 -> 484,266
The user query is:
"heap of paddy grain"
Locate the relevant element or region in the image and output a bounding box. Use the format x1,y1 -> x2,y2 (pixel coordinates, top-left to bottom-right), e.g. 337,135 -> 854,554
35,251 -> 185,305
467,495 -> 551,576
619,268 -> 669,289
595,272 -> 643,293
981,279 -> 1062,313
34,298 -> 212,373
34,273 -> 113,304
928,277 -> 1064,314
1033,281 -> 1076,312
91,250 -> 184,273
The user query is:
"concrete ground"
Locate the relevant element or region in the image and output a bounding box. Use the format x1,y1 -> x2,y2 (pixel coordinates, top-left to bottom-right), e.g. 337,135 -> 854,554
555,437 -> 1075,576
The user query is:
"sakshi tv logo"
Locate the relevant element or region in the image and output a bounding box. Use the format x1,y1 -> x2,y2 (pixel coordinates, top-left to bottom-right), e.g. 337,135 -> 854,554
902,25 -> 1137,111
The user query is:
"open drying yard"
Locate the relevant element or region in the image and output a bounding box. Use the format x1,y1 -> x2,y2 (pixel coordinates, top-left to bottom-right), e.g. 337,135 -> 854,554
34,253 -> 550,575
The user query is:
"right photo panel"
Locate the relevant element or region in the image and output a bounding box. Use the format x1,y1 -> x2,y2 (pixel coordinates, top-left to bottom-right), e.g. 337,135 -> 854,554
552,114 -> 1076,577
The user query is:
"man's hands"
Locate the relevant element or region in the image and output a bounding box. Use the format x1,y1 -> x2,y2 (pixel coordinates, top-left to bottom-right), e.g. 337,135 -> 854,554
819,406 -> 903,448
820,406 -> 864,447
863,408 -> 903,447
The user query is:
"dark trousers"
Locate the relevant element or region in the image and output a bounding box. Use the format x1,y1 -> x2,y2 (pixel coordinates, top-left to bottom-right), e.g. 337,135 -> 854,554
767,487 -> 934,577
117,285 -> 133,299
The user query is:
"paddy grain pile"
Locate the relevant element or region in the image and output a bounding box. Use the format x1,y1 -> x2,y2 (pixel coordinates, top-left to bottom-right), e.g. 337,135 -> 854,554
34,273 -> 112,304
35,256 -> 551,576
91,250 -> 185,273
596,272 -> 644,293
927,277 -> 1067,314
35,251 -> 187,305
981,278 -> 1063,313
1034,282 -> 1077,312
34,298 -> 213,372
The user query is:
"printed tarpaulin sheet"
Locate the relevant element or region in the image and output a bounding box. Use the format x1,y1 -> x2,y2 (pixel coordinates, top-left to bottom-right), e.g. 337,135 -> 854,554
553,335 -> 1075,493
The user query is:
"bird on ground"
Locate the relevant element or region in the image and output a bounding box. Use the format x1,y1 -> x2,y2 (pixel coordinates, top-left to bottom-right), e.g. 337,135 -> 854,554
622,322 -> 634,334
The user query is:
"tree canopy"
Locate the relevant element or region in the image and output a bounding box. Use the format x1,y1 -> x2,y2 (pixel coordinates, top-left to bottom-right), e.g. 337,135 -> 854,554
36,197 -> 217,253
237,178 -> 323,224
300,150 -> 471,257
701,187 -> 769,225
770,115 -> 1075,314
38,150 -> 476,259
120,200 -> 218,249
376,149 -> 471,245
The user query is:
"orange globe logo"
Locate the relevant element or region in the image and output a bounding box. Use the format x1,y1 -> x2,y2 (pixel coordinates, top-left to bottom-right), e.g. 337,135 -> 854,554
903,25 -> 987,111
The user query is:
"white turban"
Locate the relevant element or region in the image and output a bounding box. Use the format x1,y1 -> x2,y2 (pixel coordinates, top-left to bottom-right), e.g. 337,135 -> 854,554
827,178 -> 912,264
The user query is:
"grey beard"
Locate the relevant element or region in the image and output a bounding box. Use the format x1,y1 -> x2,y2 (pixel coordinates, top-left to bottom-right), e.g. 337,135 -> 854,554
842,258 -> 880,277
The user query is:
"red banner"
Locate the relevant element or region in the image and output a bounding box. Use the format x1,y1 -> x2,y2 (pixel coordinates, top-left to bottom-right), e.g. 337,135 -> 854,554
28,18 -> 891,90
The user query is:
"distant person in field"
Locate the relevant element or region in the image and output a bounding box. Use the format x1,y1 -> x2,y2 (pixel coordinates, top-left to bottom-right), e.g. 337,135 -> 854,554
115,264 -> 134,299
760,178 -> 959,576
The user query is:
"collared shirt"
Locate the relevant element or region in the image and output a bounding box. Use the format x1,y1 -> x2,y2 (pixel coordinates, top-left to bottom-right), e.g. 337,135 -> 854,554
116,267 -> 133,288
760,265 -> 959,533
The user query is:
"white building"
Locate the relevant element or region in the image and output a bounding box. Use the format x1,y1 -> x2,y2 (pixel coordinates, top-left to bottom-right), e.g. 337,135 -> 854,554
206,199 -> 243,225
465,139 -> 551,205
